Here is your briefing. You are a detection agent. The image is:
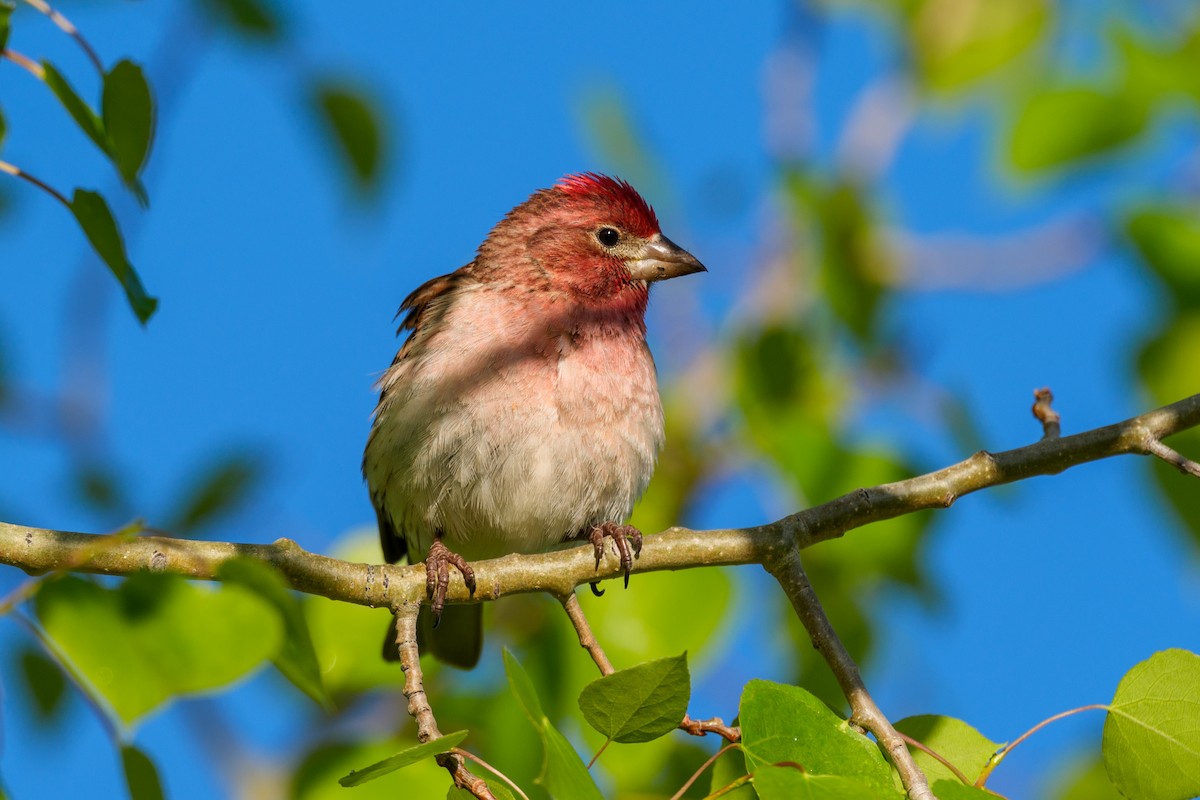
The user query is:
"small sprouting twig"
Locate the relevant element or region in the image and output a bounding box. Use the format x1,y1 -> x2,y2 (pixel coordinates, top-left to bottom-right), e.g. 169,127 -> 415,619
392,602 -> 495,800
1032,388 -> 1061,439
449,749 -> 530,800
895,731 -> 971,785
765,552 -> 934,800
0,159 -> 71,208
20,0 -> 104,74
1,48 -> 46,79
561,592 -> 614,675
669,742 -> 739,800
679,714 -> 740,743
1145,439 -> 1200,479
974,704 -> 1107,788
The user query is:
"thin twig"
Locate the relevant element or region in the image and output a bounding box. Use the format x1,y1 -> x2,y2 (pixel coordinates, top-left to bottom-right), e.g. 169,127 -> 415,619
1032,387 -> 1061,439
561,592 -> 614,675
974,704 -> 1108,788
679,714 -> 741,743
0,160 -> 71,208
392,601 -> 494,799
669,742 -> 739,800
20,0 -> 104,73
450,749 -> 531,800
896,731 -> 971,785
764,552 -> 934,800
1145,438 -> 1200,478
1,48 -> 46,79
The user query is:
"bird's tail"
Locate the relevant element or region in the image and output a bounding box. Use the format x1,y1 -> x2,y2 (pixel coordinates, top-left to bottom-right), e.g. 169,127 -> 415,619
381,603 -> 483,670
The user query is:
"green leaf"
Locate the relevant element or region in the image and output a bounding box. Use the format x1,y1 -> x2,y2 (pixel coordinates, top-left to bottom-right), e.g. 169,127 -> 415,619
121,745 -> 164,800
102,60 -> 155,187
930,780 -> 1007,800
503,649 -> 604,800
42,62 -> 108,155
1050,754 -> 1124,800
894,715 -> 999,786
752,765 -> 896,799
1103,648 -> 1200,800
339,731 -> 468,787
909,0 -> 1048,93
18,646 -> 67,719
293,738 -> 453,800
740,680 -> 894,795
34,573 -> 282,725
1009,86 -> 1149,172
217,558 -> 332,711
0,2 -> 13,53
199,0 -> 282,38
577,653 -> 689,744
167,452 -> 263,534
69,189 -> 157,323
710,744 -> 756,799
1126,206 -> 1200,309
313,83 -> 385,192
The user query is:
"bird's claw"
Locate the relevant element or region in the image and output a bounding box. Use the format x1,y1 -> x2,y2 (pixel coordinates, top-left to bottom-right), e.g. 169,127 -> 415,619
589,522 -> 643,589
424,538 -> 476,625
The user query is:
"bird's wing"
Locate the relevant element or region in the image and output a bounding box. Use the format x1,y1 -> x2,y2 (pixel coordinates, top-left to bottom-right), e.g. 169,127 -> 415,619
367,262 -> 478,564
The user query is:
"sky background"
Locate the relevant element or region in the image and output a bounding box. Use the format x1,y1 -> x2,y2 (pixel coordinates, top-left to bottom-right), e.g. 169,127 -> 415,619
1,1 -> 1198,798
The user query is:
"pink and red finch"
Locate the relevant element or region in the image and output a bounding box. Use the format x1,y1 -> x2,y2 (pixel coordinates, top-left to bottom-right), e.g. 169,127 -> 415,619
363,174 -> 705,668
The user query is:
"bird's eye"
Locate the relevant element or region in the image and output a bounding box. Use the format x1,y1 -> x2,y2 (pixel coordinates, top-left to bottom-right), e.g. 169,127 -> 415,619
596,227 -> 620,248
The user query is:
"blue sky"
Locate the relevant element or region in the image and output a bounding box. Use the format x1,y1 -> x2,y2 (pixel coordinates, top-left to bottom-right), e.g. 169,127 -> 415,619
1,1 -> 1197,798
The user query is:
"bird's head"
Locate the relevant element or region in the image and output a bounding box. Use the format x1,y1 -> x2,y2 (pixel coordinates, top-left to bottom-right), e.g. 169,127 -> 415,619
478,173 -> 706,302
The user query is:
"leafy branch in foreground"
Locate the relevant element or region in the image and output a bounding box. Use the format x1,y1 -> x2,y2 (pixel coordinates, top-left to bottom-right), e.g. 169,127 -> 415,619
1,391 -> 1198,799
0,0 -> 157,323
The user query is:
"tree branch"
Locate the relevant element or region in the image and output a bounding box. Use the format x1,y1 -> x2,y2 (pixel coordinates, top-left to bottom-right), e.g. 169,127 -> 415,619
2,393 -> 1198,800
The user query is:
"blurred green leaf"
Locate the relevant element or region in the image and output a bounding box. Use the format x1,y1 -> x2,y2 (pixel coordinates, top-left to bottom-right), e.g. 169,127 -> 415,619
0,2 -> 13,53
199,0 -> 282,39
72,463 -> 131,515
293,738 -> 453,799
18,646 -> 67,720
930,781 -> 1006,799
34,573 -> 282,724
1009,86 -> 1149,172
577,653 -> 689,744
1050,754 -> 1124,800
504,649 -> 603,800
710,744 -> 756,799
218,558 -> 332,711
1138,313 -> 1200,544
909,0 -> 1048,93
339,731 -> 468,787
1103,648 -> 1200,800
313,83 -> 385,193
121,745 -> 164,800
894,715 -> 999,786
740,680 -> 894,793
1126,206 -> 1200,309
102,60 -> 155,189
752,766 -> 897,800
167,452 -> 263,534
69,189 -> 157,324
577,86 -> 667,204
42,62 -> 108,154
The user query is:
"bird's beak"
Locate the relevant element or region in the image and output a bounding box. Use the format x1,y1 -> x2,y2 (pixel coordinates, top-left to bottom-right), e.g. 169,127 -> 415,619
627,235 -> 707,282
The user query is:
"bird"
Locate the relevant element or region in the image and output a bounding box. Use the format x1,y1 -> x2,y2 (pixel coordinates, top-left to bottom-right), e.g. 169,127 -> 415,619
363,173 -> 706,668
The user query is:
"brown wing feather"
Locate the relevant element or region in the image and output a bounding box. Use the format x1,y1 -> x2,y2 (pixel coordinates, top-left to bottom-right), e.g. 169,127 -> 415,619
369,262 -> 477,564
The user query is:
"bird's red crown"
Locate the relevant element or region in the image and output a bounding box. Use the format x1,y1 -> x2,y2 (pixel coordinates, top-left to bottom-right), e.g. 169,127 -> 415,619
555,173 -> 660,239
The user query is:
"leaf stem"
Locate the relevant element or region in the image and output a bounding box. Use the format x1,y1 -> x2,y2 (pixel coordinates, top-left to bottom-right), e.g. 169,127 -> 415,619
670,743 -> 739,800
1,48 -> 45,79
974,704 -> 1109,787
20,0 -> 104,73
0,159 -> 71,207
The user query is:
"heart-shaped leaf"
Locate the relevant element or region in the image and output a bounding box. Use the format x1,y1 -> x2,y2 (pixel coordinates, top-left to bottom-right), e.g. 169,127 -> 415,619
577,652 -> 689,743
35,573 -> 282,725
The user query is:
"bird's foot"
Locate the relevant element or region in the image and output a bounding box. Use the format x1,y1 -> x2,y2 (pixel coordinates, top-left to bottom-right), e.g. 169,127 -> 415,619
425,539 -> 476,624
589,522 -> 643,589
